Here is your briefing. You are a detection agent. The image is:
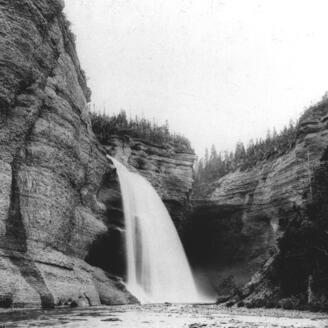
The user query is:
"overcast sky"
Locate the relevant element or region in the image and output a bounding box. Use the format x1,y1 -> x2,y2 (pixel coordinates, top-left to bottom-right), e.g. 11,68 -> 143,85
64,0 -> 328,156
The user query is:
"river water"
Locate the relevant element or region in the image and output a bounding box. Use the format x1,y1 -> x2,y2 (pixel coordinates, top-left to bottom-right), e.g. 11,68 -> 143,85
0,304 -> 327,328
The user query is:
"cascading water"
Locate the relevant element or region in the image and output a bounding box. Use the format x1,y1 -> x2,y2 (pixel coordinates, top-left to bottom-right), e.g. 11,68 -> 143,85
109,156 -> 205,303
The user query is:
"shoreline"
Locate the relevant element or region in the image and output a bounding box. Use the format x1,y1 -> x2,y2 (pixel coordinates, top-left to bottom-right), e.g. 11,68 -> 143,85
0,303 -> 327,328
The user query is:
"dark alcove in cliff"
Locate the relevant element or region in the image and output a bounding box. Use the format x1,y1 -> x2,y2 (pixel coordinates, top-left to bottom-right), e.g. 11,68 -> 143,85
184,204 -> 246,267
85,169 -> 126,278
183,203 -> 251,294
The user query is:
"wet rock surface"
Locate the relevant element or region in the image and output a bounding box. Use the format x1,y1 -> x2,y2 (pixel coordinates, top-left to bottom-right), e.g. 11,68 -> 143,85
0,304 -> 327,328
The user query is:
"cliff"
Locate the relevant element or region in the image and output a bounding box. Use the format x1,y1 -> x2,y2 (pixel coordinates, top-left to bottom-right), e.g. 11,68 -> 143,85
187,101 -> 328,307
0,0 -> 135,308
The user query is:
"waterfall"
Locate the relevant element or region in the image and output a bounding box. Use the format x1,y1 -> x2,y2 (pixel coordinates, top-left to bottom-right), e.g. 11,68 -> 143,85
110,156 -> 205,303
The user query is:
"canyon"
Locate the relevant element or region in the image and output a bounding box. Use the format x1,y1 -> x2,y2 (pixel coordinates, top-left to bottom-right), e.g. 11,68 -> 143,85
0,0 -> 327,312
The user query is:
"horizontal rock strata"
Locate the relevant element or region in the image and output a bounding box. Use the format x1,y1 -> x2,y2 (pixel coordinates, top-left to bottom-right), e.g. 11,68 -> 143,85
0,0 -> 134,308
189,102 -> 328,294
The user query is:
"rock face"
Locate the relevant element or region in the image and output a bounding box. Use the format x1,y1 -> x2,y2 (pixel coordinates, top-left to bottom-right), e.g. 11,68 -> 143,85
102,136 -> 196,232
187,101 -> 328,295
0,0 -> 135,308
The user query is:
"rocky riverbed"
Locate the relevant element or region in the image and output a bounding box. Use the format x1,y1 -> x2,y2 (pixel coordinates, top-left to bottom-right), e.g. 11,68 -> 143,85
0,304 -> 327,328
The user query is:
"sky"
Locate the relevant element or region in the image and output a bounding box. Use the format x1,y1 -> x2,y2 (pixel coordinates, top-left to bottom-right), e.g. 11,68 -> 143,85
64,0 -> 328,156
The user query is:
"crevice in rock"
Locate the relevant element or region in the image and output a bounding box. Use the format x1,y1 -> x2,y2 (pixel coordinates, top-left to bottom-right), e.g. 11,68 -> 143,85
83,292 -> 92,306
5,158 -> 27,252
10,257 -> 55,309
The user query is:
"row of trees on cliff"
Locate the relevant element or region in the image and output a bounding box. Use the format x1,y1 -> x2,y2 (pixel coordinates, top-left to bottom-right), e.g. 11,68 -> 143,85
90,109 -> 193,153
194,121 -> 298,197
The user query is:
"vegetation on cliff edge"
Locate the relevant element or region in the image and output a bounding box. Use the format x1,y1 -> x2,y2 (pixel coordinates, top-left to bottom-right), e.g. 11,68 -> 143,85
193,121 -> 298,197
90,109 -> 193,153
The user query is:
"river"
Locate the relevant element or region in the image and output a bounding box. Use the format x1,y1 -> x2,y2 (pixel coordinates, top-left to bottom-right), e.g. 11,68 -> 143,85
0,304 -> 327,328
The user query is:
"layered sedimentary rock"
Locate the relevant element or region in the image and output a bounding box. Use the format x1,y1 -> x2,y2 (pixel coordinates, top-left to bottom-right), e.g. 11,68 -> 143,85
188,101 -> 328,295
102,136 -> 196,232
0,0 -> 135,308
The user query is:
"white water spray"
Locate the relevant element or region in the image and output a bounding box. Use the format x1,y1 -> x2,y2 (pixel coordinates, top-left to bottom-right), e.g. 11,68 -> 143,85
110,156 -> 206,303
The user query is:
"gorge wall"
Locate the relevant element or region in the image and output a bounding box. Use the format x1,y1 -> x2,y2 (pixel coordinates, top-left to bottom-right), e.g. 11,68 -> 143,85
2,0 -> 326,312
0,0 -> 196,309
0,0 -> 137,309
187,101 -> 328,303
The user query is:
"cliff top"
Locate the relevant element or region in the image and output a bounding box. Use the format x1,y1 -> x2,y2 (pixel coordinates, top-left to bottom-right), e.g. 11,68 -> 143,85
90,110 -> 194,154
